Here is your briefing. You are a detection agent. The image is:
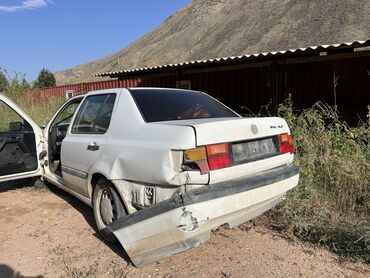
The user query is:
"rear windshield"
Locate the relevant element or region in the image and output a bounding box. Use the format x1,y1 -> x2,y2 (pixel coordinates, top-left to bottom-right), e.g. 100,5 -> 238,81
130,89 -> 238,122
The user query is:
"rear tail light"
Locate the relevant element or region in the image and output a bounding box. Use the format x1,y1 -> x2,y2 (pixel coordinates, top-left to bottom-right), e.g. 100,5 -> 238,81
206,143 -> 229,156
183,134 -> 294,175
207,155 -> 231,171
279,133 -> 295,154
184,147 -> 207,161
183,143 -> 231,175
183,146 -> 209,175
206,143 -> 231,171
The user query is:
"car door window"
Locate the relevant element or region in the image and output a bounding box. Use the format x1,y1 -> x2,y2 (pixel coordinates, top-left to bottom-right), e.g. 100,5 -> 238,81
0,101 -> 26,132
52,102 -> 80,126
71,94 -> 116,134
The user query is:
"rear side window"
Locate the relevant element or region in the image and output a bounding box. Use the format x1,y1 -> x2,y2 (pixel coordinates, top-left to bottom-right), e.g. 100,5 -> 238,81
71,94 -> 116,134
130,89 -> 238,122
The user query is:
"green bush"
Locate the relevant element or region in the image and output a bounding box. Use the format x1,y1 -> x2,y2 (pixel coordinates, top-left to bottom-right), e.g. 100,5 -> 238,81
272,100 -> 370,262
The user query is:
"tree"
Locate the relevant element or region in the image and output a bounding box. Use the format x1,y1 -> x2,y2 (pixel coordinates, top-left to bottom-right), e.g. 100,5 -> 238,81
34,68 -> 56,88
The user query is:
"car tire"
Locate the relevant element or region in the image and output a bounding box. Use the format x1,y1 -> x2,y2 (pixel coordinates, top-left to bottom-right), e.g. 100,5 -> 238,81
92,177 -> 126,243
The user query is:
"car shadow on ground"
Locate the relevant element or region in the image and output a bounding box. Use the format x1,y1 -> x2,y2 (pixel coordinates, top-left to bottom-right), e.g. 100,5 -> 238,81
0,178 -> 35,193
0,264 -> 44,278
0,178 -> 131,264
44,181 -> 132,263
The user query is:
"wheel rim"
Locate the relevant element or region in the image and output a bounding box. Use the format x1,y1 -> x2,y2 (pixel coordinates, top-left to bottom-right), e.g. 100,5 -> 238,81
100,189 -> 116,225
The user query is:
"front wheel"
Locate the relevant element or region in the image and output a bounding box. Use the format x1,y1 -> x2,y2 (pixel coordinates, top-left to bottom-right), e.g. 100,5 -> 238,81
92,177 -> 126,243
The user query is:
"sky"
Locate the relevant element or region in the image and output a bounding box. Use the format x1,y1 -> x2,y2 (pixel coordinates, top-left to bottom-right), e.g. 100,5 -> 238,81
0,0 -> 192,81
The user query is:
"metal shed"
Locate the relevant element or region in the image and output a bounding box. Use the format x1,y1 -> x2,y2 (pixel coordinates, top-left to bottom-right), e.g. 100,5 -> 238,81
95,40 -> 370,123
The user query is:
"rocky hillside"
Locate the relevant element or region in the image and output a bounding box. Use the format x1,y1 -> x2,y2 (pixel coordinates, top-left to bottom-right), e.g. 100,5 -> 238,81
55,0 -> 370,85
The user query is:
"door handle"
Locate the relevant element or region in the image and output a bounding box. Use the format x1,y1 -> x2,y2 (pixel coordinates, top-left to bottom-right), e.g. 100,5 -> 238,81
87,142 -> 99,151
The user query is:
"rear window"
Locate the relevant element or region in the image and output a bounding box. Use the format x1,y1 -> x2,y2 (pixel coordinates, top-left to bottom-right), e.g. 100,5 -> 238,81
130,89 -> 238,122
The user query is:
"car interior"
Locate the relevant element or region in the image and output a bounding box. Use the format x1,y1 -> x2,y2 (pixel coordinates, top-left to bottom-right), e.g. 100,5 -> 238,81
48,99 -> 82,177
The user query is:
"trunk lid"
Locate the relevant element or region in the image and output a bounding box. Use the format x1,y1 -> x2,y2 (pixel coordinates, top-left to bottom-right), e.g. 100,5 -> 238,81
156,117 -> 289,146
186,117 -> 289,146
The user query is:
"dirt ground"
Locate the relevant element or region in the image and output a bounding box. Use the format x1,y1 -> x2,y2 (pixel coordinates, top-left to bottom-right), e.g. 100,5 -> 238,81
0,180 -> 368,278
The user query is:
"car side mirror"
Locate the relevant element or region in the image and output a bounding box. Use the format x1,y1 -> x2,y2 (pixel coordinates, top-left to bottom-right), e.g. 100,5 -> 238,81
9,121 -> 23,131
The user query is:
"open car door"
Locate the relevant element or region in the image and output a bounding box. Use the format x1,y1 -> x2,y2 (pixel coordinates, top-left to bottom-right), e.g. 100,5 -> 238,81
0,94 -> 45,183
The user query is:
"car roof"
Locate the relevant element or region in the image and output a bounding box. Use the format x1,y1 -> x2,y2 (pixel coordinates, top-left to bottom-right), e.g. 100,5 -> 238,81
129,87 -> 198,92
84,87 -> 200,97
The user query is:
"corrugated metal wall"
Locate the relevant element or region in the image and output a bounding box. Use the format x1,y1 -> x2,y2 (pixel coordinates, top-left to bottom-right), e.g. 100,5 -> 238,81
281,55 -> 370,122
31,55 -> 369,122
181,67 -> 272,113
134,56 -> 369,122
30,78 -> 143,103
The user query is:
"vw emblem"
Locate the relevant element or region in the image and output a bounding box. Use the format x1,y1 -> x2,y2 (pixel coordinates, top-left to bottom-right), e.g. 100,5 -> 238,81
250,124 -> 258,135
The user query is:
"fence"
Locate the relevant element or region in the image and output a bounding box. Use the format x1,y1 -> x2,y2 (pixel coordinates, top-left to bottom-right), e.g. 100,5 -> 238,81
30,78 -> 143,102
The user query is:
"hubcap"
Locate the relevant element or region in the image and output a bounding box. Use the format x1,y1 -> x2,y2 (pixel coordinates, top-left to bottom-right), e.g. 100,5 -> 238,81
100,190 -> 116,225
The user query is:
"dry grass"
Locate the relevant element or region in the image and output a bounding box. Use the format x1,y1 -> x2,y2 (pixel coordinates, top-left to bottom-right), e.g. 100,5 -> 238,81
270,100 -> 370,262
1,89 -> 64,126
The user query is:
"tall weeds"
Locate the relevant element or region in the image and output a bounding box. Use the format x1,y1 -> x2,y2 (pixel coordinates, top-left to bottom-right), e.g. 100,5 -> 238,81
272,100 -> 369,262
19,95 -> 65,126
1,82 -> 64,126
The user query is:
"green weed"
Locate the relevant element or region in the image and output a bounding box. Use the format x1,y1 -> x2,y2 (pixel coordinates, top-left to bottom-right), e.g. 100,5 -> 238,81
1,82 -> 64,126
271,100 -> 370,262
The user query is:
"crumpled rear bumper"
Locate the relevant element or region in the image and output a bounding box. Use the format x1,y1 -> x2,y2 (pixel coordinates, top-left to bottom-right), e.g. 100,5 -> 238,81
108,164 -> 299,267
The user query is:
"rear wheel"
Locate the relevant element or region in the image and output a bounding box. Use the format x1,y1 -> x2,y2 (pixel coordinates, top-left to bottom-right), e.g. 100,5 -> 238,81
92,177 -> 126,243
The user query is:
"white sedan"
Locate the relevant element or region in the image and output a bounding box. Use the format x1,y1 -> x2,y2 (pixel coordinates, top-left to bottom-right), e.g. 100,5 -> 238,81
0,88 -> 299,267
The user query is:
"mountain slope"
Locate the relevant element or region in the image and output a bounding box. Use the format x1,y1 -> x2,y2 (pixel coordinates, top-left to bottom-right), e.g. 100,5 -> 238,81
55,0 -> 370,85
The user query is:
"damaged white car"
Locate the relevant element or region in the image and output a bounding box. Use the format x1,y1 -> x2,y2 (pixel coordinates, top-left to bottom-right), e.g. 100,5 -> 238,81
0,88 -> 299,267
